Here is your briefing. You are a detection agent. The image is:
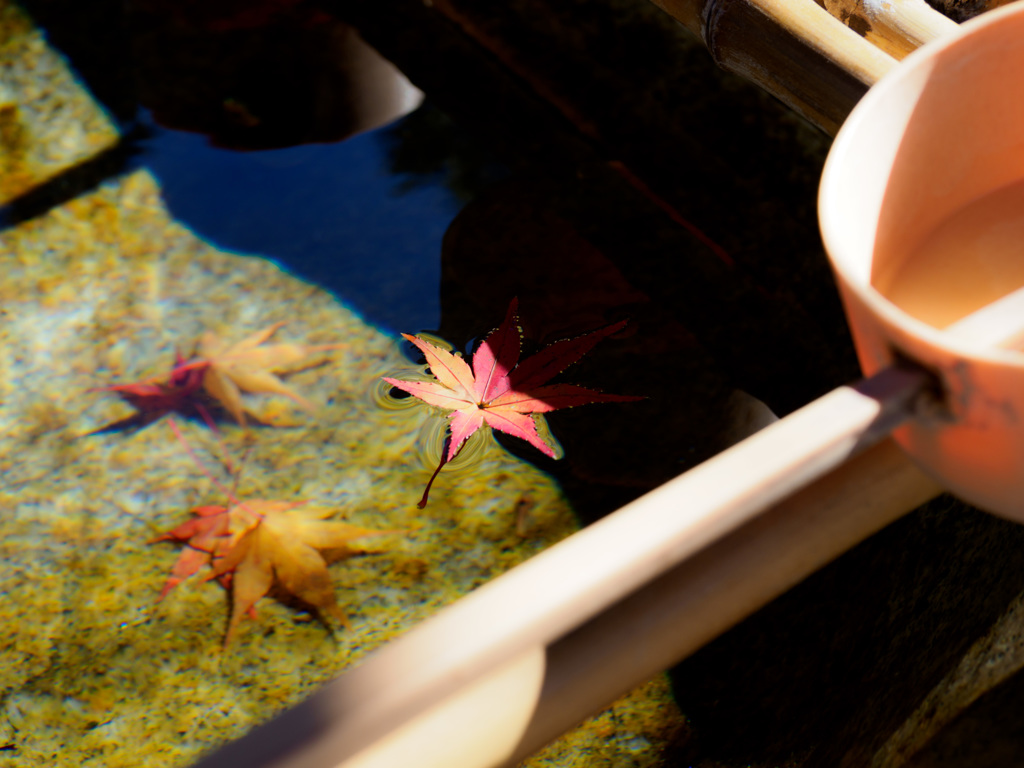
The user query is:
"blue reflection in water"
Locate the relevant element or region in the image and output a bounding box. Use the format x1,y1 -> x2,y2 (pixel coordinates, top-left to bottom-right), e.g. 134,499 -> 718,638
134,109 -> 459,335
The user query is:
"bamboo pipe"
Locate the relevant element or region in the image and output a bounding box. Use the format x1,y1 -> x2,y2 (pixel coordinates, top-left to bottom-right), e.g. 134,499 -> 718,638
821,0 -> 960,59
206,439 -> 937,768
649,0 -> 959,130
501,439 -> 940,766
649,0 -> 898,133
190,448 -> 940,768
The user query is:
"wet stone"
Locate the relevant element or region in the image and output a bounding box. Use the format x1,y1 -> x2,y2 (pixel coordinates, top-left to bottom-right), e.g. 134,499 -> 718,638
0,168 -> 681,767
0,0 -> 118,206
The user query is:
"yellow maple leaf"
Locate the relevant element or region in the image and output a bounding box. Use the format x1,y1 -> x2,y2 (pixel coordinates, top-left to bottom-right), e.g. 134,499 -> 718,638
157,499 -> 394,645
197,322 -> 344,426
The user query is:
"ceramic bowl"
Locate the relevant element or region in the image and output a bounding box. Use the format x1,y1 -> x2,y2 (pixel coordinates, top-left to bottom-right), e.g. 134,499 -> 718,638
820,2 -> 1024,519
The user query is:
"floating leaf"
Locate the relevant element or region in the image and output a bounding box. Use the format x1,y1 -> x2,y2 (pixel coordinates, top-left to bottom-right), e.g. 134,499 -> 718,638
384,299 -> 642,506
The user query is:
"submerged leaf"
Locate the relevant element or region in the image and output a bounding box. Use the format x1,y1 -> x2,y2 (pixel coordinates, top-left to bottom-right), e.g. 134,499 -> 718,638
193,322 -> 345,426
93,325 -> 344,431
89,350 -> 211,434
155,499 -> 394,645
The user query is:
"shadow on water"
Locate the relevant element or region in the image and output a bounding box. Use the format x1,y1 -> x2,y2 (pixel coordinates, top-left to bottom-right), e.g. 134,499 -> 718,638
6,0 -> 491,335
133,105 -> 461,336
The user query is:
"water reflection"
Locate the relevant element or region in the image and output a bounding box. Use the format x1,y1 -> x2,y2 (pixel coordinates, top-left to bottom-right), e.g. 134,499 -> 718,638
128,1 -> 422,150
136,106 -> 458,335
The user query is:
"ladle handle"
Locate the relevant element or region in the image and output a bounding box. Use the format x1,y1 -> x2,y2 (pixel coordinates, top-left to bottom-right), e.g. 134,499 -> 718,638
189,367 -> 932,768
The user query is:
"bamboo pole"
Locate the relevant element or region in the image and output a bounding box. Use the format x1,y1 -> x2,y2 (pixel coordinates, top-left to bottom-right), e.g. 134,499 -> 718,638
190,443 -> 941,768
650,0 -> 898,133
248,440 -> 940,768
821,0 -> 960,59
650,0 -> 960,129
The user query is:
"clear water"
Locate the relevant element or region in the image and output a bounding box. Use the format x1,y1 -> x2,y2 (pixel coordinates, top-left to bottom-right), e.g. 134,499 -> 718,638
0,0 -> 867,759
0,4 -> 699,767
875,178 -> 1024,330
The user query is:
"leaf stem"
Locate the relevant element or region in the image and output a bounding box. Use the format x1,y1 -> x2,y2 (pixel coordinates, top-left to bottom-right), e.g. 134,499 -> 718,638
418,435 -> 460,508
168,417 -> 243,508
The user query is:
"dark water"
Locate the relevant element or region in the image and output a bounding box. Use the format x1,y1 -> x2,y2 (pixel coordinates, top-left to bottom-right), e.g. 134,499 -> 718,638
134,107 -> 459,336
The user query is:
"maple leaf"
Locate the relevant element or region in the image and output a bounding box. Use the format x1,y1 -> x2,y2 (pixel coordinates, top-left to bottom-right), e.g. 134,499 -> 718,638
384,298 -> 642,506
154,499 -> 392,645
93,324 -> 343,432
152,503 -> 239,600
182,322 -> 345,426
89,350 -> 213,434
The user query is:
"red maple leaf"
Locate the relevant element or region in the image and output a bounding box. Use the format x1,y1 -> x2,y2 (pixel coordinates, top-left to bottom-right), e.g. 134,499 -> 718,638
384,298 -> 642,507
89,351 -> 213,433
92,324 -> 343,433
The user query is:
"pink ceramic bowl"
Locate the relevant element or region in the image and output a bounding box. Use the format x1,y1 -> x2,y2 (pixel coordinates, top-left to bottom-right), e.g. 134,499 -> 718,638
820,2 -> 1024,519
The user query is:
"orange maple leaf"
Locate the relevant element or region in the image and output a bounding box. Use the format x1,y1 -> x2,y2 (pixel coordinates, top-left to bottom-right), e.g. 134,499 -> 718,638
94,324 -> 343,431
155,500 -> 393,645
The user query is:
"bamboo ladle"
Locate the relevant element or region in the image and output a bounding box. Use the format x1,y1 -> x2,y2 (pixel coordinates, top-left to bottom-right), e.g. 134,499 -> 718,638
190,5 -> 1024,768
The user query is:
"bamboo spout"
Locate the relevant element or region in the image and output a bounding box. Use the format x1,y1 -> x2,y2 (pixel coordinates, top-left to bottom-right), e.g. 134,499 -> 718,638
650,0 -> 897,133
823,0 -> 960,59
